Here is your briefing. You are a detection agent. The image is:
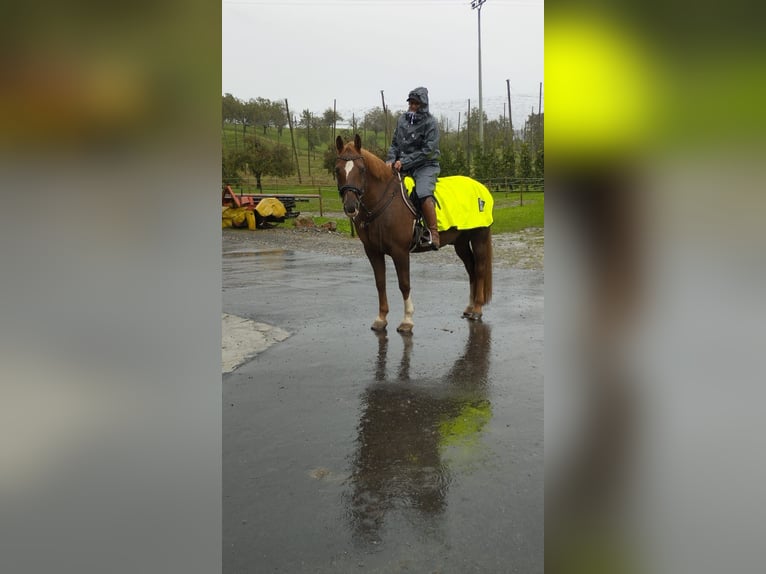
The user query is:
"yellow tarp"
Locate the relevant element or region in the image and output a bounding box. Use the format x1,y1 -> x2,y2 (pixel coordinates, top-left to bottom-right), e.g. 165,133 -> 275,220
404,175 -> 494,231
255,197 -> 286,219
222,206 -> 256,230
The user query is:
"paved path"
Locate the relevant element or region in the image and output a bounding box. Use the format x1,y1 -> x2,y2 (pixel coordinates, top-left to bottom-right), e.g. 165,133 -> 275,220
222,238 -> 544,573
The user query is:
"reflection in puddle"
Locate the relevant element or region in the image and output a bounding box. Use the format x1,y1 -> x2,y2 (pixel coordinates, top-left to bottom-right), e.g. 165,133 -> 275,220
222,249 -> 294,272
344,322 -> 493,544
223,249 -> 289,258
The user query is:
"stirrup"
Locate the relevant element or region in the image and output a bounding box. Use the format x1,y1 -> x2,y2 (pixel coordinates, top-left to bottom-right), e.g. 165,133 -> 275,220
410,222 -> 430,252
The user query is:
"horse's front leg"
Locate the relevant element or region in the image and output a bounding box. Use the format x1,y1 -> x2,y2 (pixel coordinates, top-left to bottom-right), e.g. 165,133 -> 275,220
391,251 -> 414,333
366,250 -> 389,331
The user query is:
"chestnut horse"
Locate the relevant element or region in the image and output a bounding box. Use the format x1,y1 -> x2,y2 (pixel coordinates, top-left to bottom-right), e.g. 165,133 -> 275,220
335,134 -> 493,332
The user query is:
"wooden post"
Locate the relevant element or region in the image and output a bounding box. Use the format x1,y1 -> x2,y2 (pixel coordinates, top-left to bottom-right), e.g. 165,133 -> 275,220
506,78 -> 513,140
380,90 -> 388,147
306,111 -> 312,179
285,99 -> 302,184
466,99 -> 471,169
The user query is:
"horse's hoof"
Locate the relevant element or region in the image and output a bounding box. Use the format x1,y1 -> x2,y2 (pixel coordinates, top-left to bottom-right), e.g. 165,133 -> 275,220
371,320 -> 387,332
396,322 -> 413,334
465,312 -> 483,321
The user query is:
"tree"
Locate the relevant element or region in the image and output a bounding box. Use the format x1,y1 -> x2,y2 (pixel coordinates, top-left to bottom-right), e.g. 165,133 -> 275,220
534,146 -> 544,178
322,107 -> 343,128
476,147 -> 503,182
501,143 -> 516,186
463,106 -> 489,154
263,99 -> 287,136
437,114 -> 453,134
222,149 -> 247,187
525,112 -> 544,154
361,107 -> 386,140
483,116 -> 509,150
323,143 -> 338,177
222,93 -> 240,125
269,144 -> 294,178
518,142 -> 533,185
439,142 -> 469,177
241,135 -> 295,191
300,109 -> 323,157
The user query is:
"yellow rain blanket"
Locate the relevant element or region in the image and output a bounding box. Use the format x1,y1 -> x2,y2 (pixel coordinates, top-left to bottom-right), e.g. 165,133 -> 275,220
404,175 -> 494,230
255,197 -> 287,219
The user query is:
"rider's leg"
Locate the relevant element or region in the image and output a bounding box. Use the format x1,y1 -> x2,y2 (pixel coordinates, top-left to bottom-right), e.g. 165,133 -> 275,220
413,166 -> 441,250
420,196 -> 440,250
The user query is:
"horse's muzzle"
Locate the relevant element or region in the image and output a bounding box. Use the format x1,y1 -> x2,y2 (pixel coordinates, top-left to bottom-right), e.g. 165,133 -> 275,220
341,190 -> 360,217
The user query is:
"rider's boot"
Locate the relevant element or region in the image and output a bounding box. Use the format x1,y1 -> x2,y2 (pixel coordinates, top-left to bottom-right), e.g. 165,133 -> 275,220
420,197 -> 440,251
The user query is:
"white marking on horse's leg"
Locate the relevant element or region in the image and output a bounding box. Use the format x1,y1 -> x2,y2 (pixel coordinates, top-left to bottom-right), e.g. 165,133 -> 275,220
402,296 -> 414,326
397,296 -> 415,333
345,160 -> 354,177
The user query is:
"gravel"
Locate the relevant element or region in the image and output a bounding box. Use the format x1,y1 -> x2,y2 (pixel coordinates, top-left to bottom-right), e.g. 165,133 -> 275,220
223,225 -> 543,270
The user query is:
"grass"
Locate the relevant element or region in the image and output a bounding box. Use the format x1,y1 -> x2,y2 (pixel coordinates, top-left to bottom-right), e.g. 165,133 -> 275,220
490,192 -> 544,233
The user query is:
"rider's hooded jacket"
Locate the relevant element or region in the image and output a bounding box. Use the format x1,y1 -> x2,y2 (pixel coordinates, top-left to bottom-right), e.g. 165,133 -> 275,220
386,86 -> 441,173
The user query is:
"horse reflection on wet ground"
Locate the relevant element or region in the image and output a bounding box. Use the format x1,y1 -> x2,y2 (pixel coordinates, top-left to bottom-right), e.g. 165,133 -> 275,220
344,322 -> 492,545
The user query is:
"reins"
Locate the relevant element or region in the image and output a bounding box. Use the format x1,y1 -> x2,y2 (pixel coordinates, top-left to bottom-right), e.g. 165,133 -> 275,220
337,154 -> 417,226
354,175 -> 398,226
396,171 -> 420,218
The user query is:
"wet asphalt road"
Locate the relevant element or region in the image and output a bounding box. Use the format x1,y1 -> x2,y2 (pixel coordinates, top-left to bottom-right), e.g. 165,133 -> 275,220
222,239 -> 544,573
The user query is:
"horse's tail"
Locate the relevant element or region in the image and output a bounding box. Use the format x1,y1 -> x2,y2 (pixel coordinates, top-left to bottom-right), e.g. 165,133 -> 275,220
484,227 -> 493,305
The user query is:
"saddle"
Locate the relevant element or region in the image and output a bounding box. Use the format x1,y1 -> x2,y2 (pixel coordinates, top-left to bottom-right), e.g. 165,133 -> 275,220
402,175 -> 494,252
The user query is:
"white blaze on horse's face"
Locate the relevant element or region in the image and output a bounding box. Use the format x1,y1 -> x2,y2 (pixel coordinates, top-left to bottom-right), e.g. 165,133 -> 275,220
344,160 -> 354,178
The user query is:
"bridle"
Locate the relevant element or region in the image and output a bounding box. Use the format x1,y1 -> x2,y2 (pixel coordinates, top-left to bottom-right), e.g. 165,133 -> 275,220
336,152 -> 416,226
336,153 -> 367,198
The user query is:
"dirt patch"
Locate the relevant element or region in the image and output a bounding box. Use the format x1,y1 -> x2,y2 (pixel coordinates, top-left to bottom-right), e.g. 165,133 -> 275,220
223,226 -> 543,270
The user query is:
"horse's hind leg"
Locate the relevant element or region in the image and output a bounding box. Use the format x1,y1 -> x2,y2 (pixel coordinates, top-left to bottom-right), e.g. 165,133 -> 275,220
466,228 -> 491,320
454,235 -> 478,318
367,250 -> 389,331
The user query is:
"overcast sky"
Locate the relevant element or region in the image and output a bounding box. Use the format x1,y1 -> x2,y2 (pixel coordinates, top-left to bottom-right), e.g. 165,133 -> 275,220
223,0 -> 543,131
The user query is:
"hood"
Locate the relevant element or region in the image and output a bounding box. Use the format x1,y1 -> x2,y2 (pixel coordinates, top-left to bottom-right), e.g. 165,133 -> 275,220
407,87 -> 430,113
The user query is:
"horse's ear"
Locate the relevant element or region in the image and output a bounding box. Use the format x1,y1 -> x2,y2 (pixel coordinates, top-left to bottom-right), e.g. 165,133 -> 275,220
335,135 -> 344,153
354,133 -> 362,152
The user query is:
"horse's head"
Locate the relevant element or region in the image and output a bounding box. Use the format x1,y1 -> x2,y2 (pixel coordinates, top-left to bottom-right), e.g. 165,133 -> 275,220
335,134 -> 366,217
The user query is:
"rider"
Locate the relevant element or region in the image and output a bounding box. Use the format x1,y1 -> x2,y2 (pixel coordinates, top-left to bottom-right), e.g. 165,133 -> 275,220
386,87 -> 442,250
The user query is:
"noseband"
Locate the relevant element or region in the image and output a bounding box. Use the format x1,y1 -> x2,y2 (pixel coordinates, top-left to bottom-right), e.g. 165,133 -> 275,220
336,154 -> 366,198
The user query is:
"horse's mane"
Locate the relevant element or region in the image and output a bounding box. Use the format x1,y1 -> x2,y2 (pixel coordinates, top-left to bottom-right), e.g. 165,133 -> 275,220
351,146 -> 391,181
363,149 -> 392,181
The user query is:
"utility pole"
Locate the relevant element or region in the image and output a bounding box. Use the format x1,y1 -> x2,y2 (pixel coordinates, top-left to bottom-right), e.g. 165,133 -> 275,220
380,90 -> 388,147
471,0 -> 487,148
538,82 -> 543,117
